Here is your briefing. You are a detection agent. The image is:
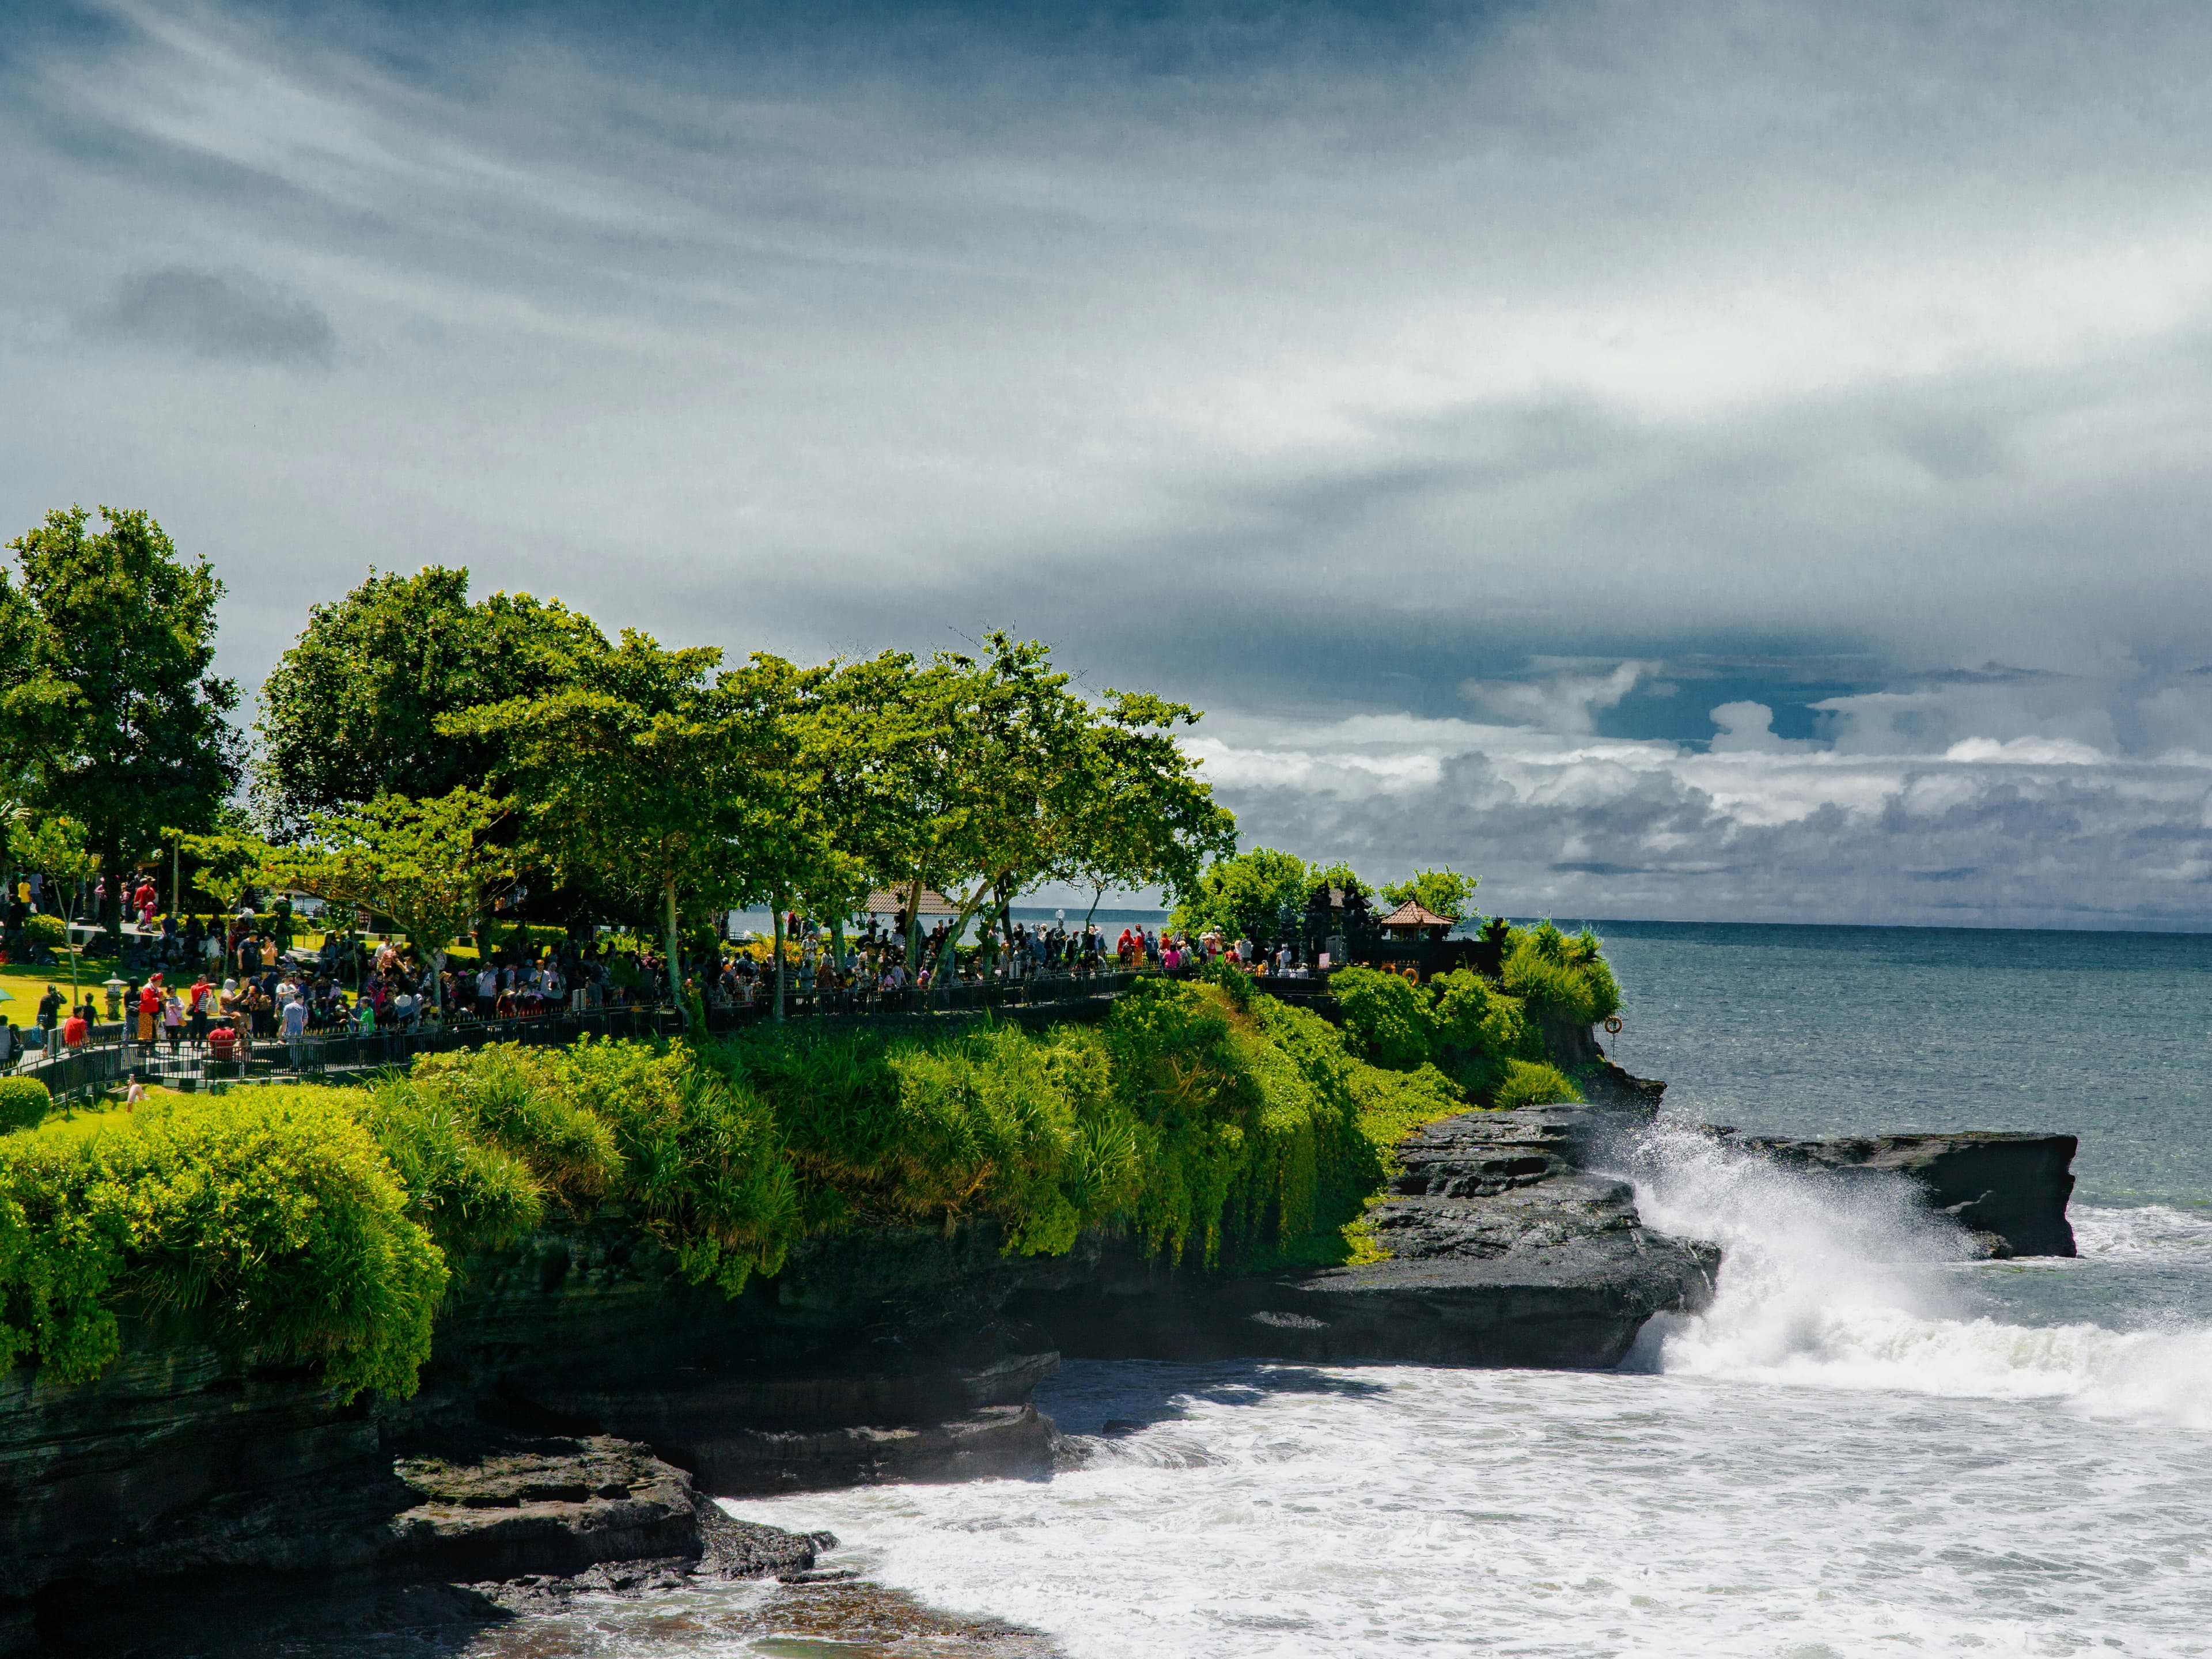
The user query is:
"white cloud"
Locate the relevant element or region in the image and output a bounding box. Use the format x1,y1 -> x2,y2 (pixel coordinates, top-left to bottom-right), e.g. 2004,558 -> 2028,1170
1192,682 -> 2212,927
8,2 -> 2212,926
1461,661 -> 1655,734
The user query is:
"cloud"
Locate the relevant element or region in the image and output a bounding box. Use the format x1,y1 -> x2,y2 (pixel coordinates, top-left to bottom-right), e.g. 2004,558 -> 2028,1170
79,266 -> 334,365
6,1 -> 2212,925
1708,702 -> 1805,754
1463,662 -> 1656,734
1192,709 -> 2212,930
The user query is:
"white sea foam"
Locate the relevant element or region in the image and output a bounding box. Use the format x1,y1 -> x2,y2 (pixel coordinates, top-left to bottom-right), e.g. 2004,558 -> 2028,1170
2071,1200 -> 2212,1262
713,1133 -> 2212,1658
1622,1127 -> 2212,1427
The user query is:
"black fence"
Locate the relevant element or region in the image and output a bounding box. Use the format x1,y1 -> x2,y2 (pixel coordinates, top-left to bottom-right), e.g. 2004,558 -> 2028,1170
16,1044 -> 128,1104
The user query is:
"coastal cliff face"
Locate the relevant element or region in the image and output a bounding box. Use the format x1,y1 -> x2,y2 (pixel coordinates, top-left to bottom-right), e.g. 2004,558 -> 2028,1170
6,1092 -> 2085,1654
0,1339 -> 828,1657
1722,1130 -> 2078,1257
0,1096 -> 1713,1653
1009,1103 -> 1719,1369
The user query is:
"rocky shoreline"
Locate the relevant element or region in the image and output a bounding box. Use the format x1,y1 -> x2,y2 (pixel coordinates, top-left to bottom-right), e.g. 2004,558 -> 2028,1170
0,1085 -> 2082,1656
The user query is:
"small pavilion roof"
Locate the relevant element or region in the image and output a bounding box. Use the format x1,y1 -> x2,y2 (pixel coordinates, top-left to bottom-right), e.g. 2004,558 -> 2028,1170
1379,900 -> 1453,929
863,887 -> 960,916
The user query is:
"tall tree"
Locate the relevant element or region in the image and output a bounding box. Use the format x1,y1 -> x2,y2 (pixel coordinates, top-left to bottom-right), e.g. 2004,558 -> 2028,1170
1,506 -> 240,926
253,566 -> 607,835
1378,868 -> 1479,925
442,635 -> 811,1022
1169,847 -> 1313,947
851,634 -> 1234,987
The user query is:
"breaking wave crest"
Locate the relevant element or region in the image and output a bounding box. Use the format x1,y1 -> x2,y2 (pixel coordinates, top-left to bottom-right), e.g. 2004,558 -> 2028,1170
1619,1124 -> 2212,1429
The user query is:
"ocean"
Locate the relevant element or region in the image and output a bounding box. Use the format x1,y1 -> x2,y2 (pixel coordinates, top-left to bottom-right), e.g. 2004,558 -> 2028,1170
480,923 -> 2212,1657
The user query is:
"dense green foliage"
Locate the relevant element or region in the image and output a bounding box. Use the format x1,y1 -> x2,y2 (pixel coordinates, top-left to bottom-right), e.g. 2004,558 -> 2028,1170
1330,962 -> 1584,1106
1169,847 -> 1312,945
1501,921 -> 1621,1027
0,1079 -> 50,1134
0,969 -> 1509,1399
0,1092 -> 446,1399
253,567 -> 608,834
1,507 -> 241,918
1377,868 -> 1478,923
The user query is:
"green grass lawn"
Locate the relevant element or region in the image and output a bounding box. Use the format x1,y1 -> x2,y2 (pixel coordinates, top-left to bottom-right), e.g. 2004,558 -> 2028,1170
1,955 -> 120,1023
20,1088 -> 173,1144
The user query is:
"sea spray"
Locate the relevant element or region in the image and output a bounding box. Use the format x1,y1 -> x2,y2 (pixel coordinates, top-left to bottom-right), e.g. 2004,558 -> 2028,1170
1618,1123 -> 2212,1426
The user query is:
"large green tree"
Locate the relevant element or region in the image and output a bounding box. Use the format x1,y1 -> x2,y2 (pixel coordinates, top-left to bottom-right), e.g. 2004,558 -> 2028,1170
253,566 -> 607,835
1,507 -> 240,926
1378,868 -> 1478,925
839,634 -> 1232,985
442,635 -> 813,1022
1168,847 -> 1312,946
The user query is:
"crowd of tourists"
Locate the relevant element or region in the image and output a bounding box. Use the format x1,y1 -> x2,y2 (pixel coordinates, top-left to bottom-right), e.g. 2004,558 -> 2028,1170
725,912 -> 1317,1012
0,885 -> 1327,1076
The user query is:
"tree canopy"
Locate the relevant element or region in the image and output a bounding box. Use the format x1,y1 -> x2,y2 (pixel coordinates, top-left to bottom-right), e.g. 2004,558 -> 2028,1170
1378,868 -> 1478,923
1168,847 -> 1312,945
440,635 -> 816,1016
1,507 -> 240,919
253,566 -> 607,835
270,788 -> 513,1003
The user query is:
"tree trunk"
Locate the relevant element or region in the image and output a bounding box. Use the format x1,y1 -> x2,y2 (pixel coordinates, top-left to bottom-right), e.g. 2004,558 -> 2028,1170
904,875 -> 923,969
100,830 -> 122,937
663,876 -> 685,1025
772,895 -> 787,1022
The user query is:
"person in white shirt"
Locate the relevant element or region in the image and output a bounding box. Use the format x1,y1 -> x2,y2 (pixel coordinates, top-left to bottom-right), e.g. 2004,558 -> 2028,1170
281,993 -> 308,1071
476,965 -> 498,1020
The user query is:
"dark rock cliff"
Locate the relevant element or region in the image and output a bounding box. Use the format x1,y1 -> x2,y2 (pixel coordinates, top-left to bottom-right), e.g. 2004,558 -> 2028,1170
1720,1130 -> 2078,1257
1008,1101 -> 1718,1368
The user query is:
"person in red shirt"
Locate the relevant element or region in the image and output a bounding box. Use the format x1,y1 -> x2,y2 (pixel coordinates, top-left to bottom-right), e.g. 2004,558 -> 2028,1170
208,1021 -> 239,1062
62,1008 -> 89,1050
137,978 -> 163,1045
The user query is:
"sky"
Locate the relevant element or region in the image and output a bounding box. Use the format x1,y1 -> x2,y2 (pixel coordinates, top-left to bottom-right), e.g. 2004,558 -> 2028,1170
6,0 -> 2212,929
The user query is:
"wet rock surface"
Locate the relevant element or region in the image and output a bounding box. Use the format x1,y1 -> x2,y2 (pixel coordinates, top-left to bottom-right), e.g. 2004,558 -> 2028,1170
1721,1129 -> 2078,1257
18,1427 -> 832,1656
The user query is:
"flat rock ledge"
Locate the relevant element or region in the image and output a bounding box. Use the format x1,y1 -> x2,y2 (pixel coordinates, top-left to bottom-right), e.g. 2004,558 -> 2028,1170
22,1433 -> 831,1657
1013,1103 -> 1720,1369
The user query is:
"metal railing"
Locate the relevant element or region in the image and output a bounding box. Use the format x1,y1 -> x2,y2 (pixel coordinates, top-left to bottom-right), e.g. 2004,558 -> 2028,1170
0,963 -> 1343,1092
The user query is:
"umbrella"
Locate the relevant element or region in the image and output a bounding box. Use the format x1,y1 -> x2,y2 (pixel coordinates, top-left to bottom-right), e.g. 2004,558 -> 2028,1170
0,987 -> 13,1003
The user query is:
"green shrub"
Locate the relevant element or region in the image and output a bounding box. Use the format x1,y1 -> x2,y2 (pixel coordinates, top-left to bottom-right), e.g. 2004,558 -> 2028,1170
1493,1059 -> 1582,1109
537,1039 -> 797,1293
714,1019 -> 1109,1257
357,1078 -> 543,1255
1330,966 -> 1435,1070
1429,970 -> 1546,1098
0,1092 -> 447,1399
409,1045 -> 622,1203
0,1078 -> 50,1135
20,915 -> 66,950
1501,922 -> 1620,1027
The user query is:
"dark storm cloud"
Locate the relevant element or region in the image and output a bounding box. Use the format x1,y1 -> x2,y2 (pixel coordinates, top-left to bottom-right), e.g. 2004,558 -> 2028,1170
7,0 -> 2212,923
82,266 -> 334,365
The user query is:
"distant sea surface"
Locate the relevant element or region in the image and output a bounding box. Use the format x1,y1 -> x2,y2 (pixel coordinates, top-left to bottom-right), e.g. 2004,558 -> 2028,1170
1573,919 -> 2212,1207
